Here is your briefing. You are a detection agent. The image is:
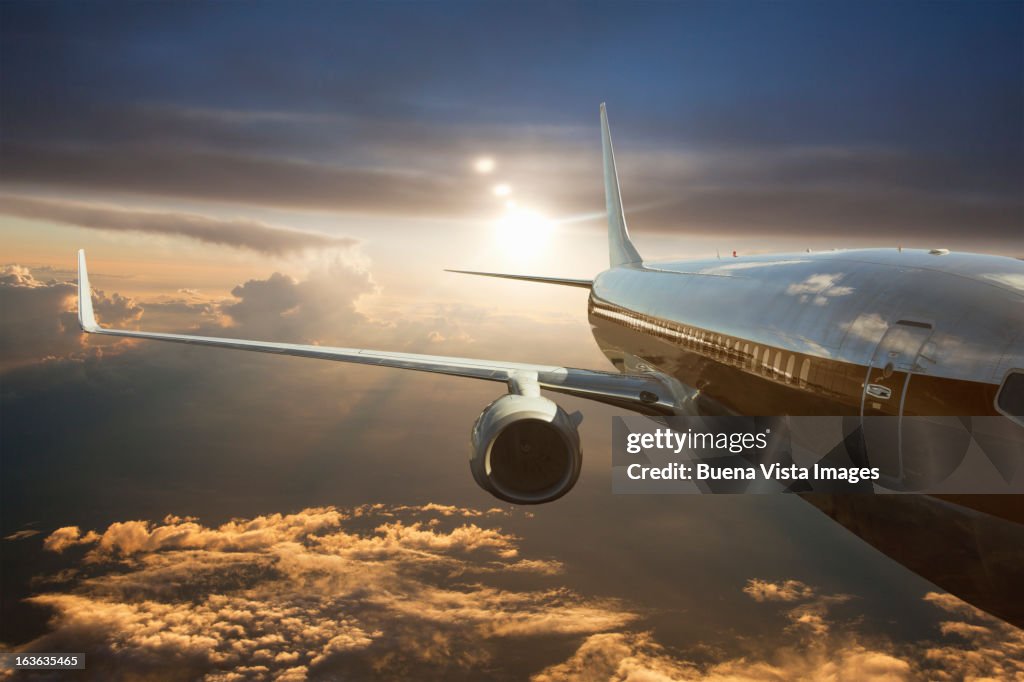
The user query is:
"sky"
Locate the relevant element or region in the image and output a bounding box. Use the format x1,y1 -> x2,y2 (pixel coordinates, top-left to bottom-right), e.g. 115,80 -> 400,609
1,1 -> 1022,679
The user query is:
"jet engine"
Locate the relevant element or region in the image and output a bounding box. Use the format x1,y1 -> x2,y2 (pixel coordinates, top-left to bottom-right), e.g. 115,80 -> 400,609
470,393 -> 582,504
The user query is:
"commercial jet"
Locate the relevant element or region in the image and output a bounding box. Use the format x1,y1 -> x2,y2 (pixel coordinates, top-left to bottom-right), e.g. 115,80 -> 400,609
77,105 -> 1023,624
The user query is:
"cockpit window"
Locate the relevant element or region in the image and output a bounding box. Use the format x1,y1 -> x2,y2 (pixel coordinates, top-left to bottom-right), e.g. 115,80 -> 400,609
996,371 -> 1024,424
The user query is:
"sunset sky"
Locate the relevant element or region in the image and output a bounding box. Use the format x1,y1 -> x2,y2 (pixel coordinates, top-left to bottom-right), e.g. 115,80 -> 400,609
2,1 -> 1022,679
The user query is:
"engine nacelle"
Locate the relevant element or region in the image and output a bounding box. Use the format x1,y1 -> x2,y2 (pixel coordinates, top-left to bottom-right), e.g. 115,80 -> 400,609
470,394 -> 582,504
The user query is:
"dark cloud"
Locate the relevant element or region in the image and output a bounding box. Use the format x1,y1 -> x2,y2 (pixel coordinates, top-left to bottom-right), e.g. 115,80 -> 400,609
0,195 -> 356,255
1,1 -> 1020,248
2,133 -> 1020,248
0,142 -> 488,217
0,265 -> 141,369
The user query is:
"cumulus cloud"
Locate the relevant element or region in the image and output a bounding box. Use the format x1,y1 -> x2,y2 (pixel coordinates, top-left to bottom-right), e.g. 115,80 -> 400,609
533,580 -> 1022,682
12,508 -> 1023,681
742,578 -> 816,603
0,254 -> 481,371
220,258 -> 375,344
0,195 -> 356,255
0,265 -> 141,369
533,630 -> 915,682
42,527 -> 100,553
16,504 -> 625,680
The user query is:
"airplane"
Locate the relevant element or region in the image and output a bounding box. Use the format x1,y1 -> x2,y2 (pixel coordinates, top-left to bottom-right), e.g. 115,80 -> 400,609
76,104 -> 1023,624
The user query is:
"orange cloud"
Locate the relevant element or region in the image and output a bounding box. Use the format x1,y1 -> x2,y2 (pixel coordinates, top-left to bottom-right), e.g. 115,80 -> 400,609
14,508 -> 1023,681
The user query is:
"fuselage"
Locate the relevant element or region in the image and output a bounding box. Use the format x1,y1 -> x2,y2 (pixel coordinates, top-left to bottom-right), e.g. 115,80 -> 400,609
588,248 -> 1024,419
588,247 -> 1024,626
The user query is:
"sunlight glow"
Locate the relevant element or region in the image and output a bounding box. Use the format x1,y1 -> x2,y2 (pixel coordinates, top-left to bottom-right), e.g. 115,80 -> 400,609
473,157 -> 496,174
492,183 -> 512,197
493,207 -> 554,257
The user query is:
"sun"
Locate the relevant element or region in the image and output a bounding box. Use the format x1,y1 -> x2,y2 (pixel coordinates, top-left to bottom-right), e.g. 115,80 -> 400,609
473,157 -> 496,174
493,207 -> 554,257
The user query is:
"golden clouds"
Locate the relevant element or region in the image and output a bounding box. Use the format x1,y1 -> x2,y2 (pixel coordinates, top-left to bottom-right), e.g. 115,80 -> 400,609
13,511 -> 1023,681
22,504 -> 632,680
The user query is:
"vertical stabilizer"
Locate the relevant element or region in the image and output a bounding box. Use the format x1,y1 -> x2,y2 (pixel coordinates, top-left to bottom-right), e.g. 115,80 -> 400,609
600,103 -> 642,267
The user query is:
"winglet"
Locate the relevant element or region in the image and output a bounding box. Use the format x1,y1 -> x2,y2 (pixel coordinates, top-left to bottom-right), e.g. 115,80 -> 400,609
600,103 -> 642,267
77,249 -> 99,332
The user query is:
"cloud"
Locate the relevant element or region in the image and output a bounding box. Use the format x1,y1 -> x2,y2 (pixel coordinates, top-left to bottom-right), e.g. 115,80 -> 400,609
0,142 -> 487,217
533,630 -> 916,681
0,265 -> 142,369
15,504 -> 631,680
42,527 -> 100,553
742,578 -> 815,602
2,101 -> 1021,248
12,507 -> 1024,681
3,529 -> 40,541
221,258 -> 375,343
532,581 -> 1021,682
0,255 -> 468,370
0,195 -> 355,255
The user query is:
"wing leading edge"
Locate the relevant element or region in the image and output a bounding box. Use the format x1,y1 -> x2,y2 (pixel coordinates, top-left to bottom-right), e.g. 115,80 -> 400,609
77,250 -> 675,414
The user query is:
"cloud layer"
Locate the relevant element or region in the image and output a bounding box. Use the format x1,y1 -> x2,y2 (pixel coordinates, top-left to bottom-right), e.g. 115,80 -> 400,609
18,504 -> 630,680
0,195 -> 355,255
6,510 -> 1022,681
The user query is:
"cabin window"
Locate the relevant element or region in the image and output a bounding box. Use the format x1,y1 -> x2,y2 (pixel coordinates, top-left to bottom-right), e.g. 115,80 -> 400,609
799,359 -> 810,388
773,351 -> 783,377
761,348 -> 771,374
785,355 -> 795,383
996,370 -> 1024,426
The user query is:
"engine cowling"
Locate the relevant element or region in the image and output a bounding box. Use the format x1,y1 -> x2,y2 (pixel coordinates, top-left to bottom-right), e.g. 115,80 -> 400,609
470,394 -> 582,504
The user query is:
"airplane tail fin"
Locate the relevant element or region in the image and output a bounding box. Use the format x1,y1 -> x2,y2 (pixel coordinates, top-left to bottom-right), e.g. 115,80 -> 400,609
600,103 -> 642,267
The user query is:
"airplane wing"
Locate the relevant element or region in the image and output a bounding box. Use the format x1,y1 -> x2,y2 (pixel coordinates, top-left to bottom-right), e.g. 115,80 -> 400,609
77,250 -> 677,415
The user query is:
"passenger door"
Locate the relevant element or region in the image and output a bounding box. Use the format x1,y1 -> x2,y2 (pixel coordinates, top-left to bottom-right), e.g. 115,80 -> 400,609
860,320 -> 934,483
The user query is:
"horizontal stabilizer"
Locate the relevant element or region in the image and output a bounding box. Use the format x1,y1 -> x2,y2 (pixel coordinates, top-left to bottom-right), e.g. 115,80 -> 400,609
445,270 -> 592,289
